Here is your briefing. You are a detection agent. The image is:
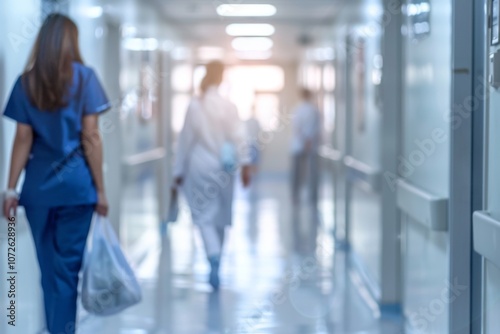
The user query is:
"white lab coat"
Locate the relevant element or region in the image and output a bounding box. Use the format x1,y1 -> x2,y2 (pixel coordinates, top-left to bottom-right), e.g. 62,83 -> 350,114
245,117 -> 261,165
174,86 -> 248,228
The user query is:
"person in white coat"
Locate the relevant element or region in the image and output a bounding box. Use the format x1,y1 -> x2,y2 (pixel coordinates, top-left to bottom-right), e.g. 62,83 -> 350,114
290,88 -> 322,205
173,61 -> 251,290
246,105 -> 262,169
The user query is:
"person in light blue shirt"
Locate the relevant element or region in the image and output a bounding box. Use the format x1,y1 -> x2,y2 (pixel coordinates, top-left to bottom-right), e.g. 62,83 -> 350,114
2,14 -> 110,334
290,88 -> 322,205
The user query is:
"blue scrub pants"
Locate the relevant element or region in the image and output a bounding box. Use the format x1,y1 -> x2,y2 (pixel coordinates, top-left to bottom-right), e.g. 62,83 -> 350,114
24,205 -> 94,334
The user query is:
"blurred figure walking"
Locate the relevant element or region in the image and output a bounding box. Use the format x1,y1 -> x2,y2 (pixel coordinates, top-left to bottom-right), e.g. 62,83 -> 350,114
290,88 -> 322,205
245,105 -> 262,199
173,61 -> 251,290
2,14 -> 110,334
246,105 -> 262,170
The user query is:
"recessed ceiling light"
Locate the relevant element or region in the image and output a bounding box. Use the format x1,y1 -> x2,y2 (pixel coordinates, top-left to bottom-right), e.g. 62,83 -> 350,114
235,51 -> 273,60
217,4 -> 277,17
226,24 -> 275,37
232,37 -> 273,51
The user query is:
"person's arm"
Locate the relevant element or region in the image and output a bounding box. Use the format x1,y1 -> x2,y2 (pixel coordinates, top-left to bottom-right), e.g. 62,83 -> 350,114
81,114 -> 108,216
3,123 -> 33,218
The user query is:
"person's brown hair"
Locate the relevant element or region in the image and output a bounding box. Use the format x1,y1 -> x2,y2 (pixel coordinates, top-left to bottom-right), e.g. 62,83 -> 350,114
23,13 -> 83,111
200,61 -> 224,94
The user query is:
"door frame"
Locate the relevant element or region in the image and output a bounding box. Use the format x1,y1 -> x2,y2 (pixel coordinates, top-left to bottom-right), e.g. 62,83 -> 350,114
449,0 -> 487,333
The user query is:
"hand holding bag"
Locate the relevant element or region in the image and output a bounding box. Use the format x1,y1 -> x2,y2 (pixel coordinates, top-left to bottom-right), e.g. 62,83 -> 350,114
82,216 -> 142,316
221,141 -> 237,173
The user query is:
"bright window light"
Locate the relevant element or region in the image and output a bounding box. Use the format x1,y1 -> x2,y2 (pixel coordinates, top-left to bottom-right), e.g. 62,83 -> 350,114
193,66 -> 207,94
235,51 -> 273,60
226,24 -> 275,37
172,94 -> 191,133
304,65 -> 322,91
223,66 -> 284,123
407,3 -> 431,16
232,37 -> 273,51
323,64 -> 336,91
81,6 -> 103,18
367,4 -> 384,17
255,94 -> 280,131
123,38 -> 158,51
217,4 -> 277,17
197,46 -> 225,61
171,65 -> 193,92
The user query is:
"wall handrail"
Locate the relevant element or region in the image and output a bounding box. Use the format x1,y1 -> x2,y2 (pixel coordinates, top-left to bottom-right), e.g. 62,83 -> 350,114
319,145 -> 343,162
396,179 -> 448,231
473,211 -> 500,268
122,147 -> 166,167
343,155 -> 381,191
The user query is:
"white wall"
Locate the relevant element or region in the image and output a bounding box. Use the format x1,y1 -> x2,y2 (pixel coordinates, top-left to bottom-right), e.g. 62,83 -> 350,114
70,1 -> 124,231
0,2 -> 121,332
482,14 -> 500,332
402,1 -> 452,332
0,2 -> 44,333
259,62 -> 298,175
0,0 -> 42,191
346,26 -> 384,295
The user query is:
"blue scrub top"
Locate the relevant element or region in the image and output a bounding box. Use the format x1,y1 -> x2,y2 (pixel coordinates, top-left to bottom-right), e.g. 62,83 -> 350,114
3,62 -> 111,207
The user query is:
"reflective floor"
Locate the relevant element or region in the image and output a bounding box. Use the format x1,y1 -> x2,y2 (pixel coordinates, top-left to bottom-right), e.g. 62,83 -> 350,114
2,174 -> 404,334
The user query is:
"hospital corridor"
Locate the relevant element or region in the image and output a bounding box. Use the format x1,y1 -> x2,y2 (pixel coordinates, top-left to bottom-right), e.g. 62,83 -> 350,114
0,0 -> 498,333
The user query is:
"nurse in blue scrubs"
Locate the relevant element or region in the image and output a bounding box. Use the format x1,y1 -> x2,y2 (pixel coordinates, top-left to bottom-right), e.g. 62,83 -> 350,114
2,14 -> 110,334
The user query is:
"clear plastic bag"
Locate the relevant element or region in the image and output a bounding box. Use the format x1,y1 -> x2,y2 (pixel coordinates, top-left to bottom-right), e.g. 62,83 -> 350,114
221,141 -> 237,173
81,216 -> 142,316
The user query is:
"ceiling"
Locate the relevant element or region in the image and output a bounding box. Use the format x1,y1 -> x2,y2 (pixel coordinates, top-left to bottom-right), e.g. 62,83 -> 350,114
101,0 -> 380,63
163,0 -> 338,62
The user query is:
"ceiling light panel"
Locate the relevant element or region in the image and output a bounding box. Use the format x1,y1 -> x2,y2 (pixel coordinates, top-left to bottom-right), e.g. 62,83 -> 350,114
232,37 -> 274,51
217,4 -> 277,17
226,24 -> 275,37
235,51 -> 273,60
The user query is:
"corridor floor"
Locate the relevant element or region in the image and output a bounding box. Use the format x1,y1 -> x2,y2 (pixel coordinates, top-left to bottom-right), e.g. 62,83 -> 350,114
81,175 -> 403,334
1,175 -> 404,334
